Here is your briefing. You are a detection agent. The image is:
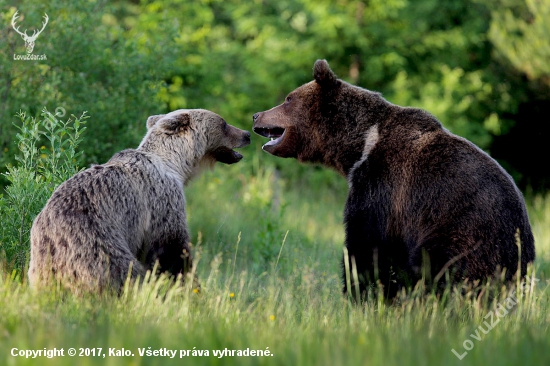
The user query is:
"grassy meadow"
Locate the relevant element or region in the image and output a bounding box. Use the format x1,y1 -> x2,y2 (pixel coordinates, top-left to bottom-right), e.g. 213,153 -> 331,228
1,147 -> 550,365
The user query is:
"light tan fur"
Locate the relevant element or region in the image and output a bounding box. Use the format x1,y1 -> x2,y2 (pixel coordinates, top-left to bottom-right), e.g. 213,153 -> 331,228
28,109 -> 250,294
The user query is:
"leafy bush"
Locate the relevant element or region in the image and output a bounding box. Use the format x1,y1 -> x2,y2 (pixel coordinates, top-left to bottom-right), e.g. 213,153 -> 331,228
0,0 -> 170,178
0,108 -> 87,275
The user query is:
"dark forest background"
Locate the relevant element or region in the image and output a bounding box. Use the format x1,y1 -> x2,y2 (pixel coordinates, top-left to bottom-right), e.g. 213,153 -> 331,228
1,0 -> 549,191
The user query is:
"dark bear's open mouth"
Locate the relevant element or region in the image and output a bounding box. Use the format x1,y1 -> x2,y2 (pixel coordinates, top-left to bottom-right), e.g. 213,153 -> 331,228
253,127 -> 285,148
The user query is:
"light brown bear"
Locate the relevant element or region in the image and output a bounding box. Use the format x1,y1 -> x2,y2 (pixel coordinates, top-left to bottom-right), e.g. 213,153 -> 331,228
253,60 -> 535,298
29,109 -> 250,294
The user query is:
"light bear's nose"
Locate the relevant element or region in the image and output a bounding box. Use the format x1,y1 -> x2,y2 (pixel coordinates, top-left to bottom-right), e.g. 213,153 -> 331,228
253,113 -> 260,122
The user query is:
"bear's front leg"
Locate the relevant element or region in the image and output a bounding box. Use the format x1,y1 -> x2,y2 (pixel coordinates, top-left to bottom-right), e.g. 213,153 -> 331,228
341,244 -> 376,301
146,232 -> 199,289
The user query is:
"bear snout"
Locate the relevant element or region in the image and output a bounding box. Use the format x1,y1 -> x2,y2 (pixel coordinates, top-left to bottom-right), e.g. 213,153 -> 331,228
240,131 -> 251,147
227,126 -> 251,148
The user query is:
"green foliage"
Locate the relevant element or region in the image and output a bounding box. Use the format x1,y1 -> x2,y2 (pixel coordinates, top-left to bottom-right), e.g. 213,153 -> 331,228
2,0 -> 550,188
0,108 -> 87,274
0,0 -> 169,172
489,0 -> 550,85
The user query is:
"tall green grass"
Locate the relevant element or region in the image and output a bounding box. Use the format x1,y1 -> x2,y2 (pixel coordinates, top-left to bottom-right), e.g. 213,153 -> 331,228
1,237 -> 549,365
1,113 -> 550,365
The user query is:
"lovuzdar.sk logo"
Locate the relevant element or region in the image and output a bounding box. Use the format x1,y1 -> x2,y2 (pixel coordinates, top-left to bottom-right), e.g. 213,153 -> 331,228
11,10 -> 49,61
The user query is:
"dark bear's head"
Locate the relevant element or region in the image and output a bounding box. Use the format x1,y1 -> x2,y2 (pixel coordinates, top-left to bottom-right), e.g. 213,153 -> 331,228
142,109 -> 251,166
253,60 -> 387,176
252,60 -> 340,160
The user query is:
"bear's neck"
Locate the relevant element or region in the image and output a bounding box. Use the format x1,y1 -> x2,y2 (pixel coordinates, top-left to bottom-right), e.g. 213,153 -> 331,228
138,143 -> 205,186
168,149 -> 207,186
315,94 -> 391,177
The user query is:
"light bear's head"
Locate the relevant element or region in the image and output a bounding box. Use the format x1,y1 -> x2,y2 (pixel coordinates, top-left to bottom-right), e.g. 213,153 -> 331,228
140,109 -> 250,181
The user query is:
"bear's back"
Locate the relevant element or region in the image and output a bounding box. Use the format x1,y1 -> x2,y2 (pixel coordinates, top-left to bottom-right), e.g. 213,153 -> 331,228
32,149 -> 185,255
43,150 -> 154,224
345,106 -> 534,283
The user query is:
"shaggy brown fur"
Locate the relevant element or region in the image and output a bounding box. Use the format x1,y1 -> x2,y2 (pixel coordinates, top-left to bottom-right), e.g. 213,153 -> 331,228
253,60 -> 535,297
29,109 -> 250,294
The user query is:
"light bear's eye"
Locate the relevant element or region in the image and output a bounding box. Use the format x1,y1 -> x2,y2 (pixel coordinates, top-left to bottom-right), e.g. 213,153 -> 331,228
285,96 -> 292,103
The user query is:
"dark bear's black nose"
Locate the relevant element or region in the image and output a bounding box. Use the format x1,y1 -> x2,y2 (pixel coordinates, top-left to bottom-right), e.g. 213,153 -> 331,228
253,113 -> 260,122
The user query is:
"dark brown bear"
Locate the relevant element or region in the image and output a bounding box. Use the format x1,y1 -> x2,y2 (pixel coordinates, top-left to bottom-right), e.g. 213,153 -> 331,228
253,60 -> 535,297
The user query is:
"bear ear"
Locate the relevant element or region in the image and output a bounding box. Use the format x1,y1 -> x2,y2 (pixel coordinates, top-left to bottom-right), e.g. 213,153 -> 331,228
146,114 -> 166,129
157,112 -> 192,134
313,59 -> 338,87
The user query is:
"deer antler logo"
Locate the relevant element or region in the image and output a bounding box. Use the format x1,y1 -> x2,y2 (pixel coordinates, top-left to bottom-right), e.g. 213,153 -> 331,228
11,11 -> 49,54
